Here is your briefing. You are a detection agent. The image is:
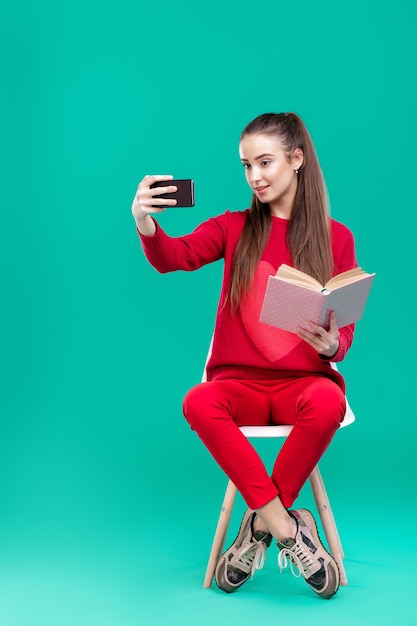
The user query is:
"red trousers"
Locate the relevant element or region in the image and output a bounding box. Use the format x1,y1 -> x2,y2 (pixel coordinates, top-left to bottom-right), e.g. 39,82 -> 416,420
183,377 -> 346,510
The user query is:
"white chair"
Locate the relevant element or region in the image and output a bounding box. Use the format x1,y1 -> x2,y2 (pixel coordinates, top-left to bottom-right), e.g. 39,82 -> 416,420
201,337 -> 355,588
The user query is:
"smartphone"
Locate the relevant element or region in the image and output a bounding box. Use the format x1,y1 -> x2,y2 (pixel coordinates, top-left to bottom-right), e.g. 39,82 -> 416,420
150,179 -> 195,207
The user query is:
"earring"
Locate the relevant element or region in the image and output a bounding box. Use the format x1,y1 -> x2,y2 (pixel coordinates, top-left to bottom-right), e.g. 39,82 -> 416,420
295,169 -> 299,174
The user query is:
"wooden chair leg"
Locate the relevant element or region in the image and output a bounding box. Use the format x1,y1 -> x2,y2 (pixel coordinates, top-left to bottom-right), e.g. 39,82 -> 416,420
309,466 -> 344,557
203,480 -> 237,588
309,465 -> 348,586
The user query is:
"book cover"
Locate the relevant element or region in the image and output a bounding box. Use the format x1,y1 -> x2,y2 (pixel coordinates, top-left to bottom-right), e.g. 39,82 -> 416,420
259,272 -> 375,333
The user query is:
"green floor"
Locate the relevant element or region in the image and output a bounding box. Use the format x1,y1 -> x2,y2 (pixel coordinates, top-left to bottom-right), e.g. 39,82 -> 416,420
0,400 -> 414,626
0,473 -> 414,626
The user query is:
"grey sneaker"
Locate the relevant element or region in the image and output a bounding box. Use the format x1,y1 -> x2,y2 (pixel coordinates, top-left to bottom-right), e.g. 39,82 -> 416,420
277,508 -> 340,599
215,509 -> 272,593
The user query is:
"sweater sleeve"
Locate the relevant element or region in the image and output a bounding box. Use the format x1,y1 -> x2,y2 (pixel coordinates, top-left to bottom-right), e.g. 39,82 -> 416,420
137,214 -> 228,273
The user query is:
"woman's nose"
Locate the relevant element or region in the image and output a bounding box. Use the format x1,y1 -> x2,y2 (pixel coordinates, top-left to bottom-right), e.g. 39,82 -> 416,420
248,166 -> 261,183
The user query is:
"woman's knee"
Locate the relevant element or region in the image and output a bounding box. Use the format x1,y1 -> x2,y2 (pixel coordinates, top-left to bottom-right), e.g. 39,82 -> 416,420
183,383 -> 205,427
182,382 -> 230,430
301,380 -> 346,428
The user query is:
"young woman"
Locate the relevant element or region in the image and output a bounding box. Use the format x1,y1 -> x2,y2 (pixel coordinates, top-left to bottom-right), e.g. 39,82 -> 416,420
132,112 -> 357,600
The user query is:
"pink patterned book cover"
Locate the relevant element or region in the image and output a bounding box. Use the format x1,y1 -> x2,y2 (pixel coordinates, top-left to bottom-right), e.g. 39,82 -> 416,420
259,273 -> 375,333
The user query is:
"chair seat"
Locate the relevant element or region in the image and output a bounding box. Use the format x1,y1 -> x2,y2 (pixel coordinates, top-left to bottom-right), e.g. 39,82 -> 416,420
240,424 -> 292,437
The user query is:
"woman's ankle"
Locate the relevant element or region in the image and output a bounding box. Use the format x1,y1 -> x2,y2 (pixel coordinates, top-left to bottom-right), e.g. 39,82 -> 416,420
252,514 -> 270,535
253,506 -> 297,542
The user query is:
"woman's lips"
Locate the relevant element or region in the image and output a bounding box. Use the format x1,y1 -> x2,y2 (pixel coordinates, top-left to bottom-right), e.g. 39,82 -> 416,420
254,186 -> 269,194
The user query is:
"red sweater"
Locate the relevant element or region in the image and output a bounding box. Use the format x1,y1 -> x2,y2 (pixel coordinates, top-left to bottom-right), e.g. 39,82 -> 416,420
139,210 -> 357,391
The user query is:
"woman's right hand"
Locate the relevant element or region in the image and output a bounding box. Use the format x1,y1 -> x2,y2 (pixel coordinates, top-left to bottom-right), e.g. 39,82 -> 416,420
132,175 -> 178,235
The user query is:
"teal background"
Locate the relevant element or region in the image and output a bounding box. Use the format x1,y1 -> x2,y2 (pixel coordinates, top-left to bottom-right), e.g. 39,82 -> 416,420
1,0 -> 416,624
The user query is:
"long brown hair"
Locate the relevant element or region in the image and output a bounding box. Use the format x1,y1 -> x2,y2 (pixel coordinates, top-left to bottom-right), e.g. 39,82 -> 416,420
228,112 -> 333,311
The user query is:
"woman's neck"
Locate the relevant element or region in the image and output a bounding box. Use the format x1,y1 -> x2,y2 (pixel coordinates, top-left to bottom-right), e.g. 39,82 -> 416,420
270,205 -> 292,219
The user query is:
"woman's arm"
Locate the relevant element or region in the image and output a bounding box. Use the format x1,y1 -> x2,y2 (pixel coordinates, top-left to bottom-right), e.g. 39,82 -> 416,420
132,174 -> 227,273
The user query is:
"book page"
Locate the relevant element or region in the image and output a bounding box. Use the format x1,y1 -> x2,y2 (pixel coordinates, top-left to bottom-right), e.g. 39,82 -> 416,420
325,267 -> 369,289
275,264 -> 323,291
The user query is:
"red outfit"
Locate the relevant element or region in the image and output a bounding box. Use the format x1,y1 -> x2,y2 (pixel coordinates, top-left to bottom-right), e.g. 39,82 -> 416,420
139,210 -> 357,509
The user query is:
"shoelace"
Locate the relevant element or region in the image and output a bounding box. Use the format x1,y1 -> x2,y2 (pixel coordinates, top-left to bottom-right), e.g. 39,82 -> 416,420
278,541 -> 317,579
235,540 -> 267,577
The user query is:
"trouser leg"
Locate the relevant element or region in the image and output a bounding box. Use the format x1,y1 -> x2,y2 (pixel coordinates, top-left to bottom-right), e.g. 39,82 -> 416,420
183,380 -> 279,510
269,376 -> 346,508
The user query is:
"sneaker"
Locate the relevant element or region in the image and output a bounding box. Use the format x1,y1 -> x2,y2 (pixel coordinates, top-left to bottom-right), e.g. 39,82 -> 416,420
215,509 -> 272,593
277,508 -> 340,599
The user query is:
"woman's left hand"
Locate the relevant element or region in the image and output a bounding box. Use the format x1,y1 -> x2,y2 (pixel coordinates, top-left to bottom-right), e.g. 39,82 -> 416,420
296,311 -> 340,358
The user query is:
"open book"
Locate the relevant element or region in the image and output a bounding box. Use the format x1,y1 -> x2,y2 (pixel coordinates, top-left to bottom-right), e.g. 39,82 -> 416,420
259,264 -> 375,333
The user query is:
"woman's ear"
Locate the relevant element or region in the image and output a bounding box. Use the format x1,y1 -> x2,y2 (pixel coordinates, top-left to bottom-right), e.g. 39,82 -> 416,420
292,148 -> 304,171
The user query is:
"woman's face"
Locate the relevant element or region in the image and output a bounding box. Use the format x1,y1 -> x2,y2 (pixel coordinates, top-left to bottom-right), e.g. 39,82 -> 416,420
239,133 -> 303,217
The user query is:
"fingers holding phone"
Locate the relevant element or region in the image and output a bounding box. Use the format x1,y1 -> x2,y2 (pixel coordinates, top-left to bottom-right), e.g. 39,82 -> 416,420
132,175 -> 177,219
132,175 -> 195,236
132,174 -> 178,235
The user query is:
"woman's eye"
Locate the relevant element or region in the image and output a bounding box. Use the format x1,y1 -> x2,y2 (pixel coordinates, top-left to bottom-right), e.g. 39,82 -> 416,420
242,163 -> 250,169
261,160 -> 271,166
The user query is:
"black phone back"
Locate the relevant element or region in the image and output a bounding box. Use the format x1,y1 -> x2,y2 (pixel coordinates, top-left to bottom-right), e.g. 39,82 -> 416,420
150,179 -> 195,207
